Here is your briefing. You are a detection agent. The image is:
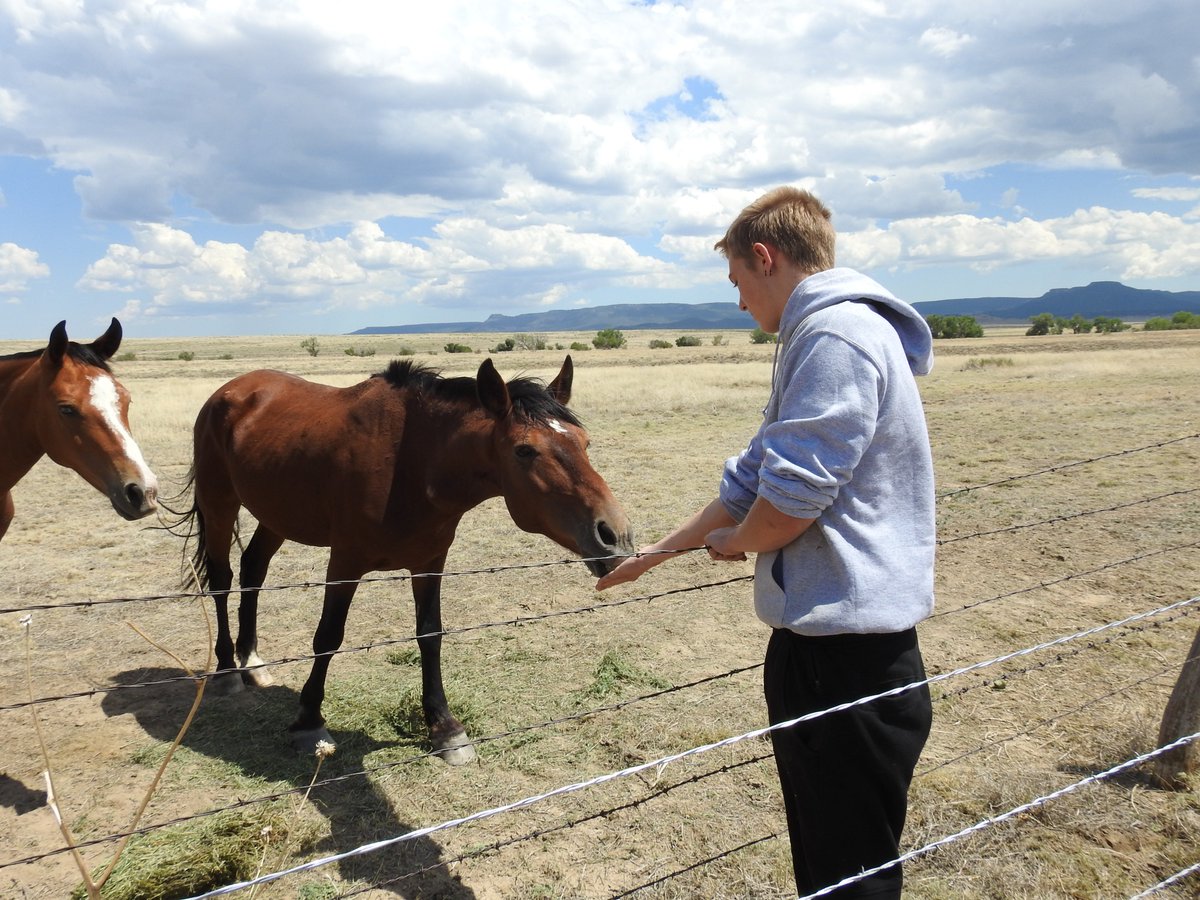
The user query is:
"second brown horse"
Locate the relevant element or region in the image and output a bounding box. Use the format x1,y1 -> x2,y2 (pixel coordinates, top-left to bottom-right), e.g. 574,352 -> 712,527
182,355 -> 633,762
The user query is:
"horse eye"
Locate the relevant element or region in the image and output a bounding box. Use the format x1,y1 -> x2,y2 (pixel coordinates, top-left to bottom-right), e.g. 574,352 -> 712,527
514,444 -> 538,460
58,404 -> 80,418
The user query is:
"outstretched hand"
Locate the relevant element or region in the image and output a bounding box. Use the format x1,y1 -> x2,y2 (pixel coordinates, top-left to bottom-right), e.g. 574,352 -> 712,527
595,552 -> 659,590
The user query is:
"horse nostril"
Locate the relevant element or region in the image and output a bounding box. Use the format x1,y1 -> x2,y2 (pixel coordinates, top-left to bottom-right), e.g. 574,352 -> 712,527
596,520 -> 618,548
125,483 -> 145,508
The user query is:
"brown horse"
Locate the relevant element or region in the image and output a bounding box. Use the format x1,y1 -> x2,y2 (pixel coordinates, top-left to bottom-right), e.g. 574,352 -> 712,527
180,355 -> 633,762
0,319 -> 158,543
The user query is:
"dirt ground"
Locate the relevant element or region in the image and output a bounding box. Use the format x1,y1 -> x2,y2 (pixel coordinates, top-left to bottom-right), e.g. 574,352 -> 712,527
1,326 -> 1198,899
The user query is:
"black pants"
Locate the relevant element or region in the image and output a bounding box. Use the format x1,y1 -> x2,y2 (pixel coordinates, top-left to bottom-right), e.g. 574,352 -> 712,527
764,626 -> 932,899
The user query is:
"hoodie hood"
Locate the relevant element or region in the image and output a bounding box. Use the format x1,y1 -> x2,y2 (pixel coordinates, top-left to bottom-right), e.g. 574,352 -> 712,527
778,268 -> 934,375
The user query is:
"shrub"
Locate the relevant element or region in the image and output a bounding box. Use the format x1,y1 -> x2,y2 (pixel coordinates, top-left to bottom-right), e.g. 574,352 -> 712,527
300,337 -> 320,356
712,334 -> 726,346
675,335 -> 702,347
1092,316 -> 1129,334
925,314 -> 984,339
343,346 -> 376,357
962,356 -> 1015,370
394,345 -> 415,356
511,333 -> 548,350
491,338 -> 516,352
117,352 -> 137,362
569,341 -> 591,352
592,328 -> 626,349
649,339 -> 672,349
177,351 -> 195,361
750,327 -> 777,344
1025,313 -> 1060,336
443,342 -> 473,354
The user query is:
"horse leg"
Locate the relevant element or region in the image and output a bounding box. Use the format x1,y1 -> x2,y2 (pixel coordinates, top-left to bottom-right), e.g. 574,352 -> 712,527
205,551 -> 241,696
413,559 -> 477,765
236,524 -> 285,688
192,467 -> 242,696
289,564 -> 359,754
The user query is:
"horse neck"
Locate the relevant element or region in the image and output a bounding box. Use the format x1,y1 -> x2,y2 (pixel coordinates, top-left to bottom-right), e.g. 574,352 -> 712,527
415,400 -> 505,511
0,355 -> 46,487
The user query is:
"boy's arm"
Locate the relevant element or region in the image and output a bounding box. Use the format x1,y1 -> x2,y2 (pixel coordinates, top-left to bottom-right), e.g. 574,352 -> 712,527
595,498 -> 736,590
705,495 -> 815,557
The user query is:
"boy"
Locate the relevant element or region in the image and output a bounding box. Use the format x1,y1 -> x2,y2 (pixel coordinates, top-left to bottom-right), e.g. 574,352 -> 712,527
596,187 -> 935,898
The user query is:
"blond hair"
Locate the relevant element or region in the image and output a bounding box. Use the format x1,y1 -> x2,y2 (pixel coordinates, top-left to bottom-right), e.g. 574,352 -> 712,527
714,187 -> 836,273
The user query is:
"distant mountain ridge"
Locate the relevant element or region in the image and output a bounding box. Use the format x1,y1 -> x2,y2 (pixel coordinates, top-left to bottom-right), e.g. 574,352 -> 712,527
352,281 -> 1200,334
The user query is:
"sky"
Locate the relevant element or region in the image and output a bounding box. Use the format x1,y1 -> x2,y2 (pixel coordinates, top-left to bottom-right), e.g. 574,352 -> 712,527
1,1 -> 1199,339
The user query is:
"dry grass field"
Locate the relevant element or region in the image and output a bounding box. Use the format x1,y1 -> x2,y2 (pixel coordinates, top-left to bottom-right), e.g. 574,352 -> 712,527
1,324 -> 1198,899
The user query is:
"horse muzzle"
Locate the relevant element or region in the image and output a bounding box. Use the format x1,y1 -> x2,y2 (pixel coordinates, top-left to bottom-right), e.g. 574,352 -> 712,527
581,516 -> 635,577
110,479 -> 159,520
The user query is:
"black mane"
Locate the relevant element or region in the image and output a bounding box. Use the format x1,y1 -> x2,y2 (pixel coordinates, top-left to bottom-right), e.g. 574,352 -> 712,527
0,342 -> 112,372
374,359 -> 582,427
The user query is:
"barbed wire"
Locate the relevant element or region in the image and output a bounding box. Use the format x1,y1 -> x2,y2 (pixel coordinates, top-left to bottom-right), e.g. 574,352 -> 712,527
928,541 -> 1200,620
11,593 -> 1187,874
0,547 -> 706,616
5,432 -> 1196,618
611,832 -> 783,898
1,574 -> 751,714
6,436 -> 1198,895
5,565 -> 1195,872
933,604 -> 1197,703
918,658 -> 1187,777
175,594 -> 1200,898
936,488 -> 1198,546
0,664 -> 765,870
798,729 -> 1200,900
936,432 -> 1199,500
338,755 -> 776,898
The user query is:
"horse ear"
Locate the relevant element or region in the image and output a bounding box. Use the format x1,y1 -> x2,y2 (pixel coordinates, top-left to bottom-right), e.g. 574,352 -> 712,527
548,355 -> 573,406
45,320 -> 69,368
90,317 -> 123,359
476,357 -> 512,418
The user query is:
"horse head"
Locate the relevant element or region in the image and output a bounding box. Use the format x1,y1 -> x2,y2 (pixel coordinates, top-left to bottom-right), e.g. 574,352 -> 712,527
37,318 -> 158,520
477,355 -> 634,576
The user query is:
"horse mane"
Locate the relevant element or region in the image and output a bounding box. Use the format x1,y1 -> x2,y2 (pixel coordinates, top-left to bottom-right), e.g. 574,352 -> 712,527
0,343 -> 113,372
374,359 -> 583,427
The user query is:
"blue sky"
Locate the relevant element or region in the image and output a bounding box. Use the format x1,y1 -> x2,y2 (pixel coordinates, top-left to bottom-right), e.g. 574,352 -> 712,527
2,1 -> 1199,339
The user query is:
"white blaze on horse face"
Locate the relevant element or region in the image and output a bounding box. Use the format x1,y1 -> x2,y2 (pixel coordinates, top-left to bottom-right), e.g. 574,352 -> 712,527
547,419 -> 570,435
88,373 -> 157,489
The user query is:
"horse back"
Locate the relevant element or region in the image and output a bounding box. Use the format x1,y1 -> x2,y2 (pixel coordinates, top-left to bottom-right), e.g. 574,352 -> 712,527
193,370 -> 414,549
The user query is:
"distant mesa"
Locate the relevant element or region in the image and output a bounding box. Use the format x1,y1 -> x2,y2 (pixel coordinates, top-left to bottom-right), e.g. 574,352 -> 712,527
351,282 -> 1200,334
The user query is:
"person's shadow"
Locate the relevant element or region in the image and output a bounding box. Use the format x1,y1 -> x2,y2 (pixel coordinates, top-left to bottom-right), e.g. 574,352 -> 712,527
101,668 -> 477,898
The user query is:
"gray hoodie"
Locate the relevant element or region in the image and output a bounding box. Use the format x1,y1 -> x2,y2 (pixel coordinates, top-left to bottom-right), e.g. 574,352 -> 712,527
719,267 -> 936,635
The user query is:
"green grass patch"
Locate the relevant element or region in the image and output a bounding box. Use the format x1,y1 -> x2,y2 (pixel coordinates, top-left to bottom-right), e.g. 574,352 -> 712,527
575,647 -> 671,703
71,806 -> 305,900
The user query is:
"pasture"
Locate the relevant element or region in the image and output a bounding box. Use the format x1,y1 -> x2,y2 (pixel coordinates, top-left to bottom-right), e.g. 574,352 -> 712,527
1,325 -> 1198,899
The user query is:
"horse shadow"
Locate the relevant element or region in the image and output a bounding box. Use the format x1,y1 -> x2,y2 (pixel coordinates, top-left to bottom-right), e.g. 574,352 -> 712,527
0,772 -> 48,815
101,668 -> 476,899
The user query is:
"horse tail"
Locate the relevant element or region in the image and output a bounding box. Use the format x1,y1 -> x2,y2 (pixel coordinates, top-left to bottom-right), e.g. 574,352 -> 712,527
156,465 -> 212,592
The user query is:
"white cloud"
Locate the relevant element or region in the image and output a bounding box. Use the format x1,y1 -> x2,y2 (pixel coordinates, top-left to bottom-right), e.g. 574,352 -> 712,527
919,27 -> 976,58
3,0 -> 1200,330
0,242 -> 49,292
840,208 -> 1200,280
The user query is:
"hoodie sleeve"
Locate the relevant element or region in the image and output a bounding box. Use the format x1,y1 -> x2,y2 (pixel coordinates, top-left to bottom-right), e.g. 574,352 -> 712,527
753,330 -> 883,518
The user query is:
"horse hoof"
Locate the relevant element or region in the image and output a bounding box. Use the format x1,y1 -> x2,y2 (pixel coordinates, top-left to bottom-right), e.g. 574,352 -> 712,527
240,665 -> 274,689
208,672 -> 245,696
436,732 -> 477,766
290,726 -> 336,757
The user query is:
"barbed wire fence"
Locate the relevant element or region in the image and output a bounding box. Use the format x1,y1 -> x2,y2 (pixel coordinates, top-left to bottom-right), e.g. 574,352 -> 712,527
2,432 -> 1198,897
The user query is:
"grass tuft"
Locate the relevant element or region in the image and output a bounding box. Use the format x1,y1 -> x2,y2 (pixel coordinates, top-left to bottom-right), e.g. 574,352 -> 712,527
70,807 -> 304,900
